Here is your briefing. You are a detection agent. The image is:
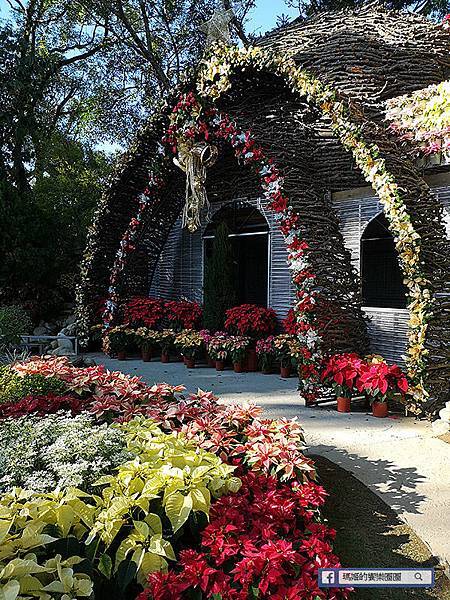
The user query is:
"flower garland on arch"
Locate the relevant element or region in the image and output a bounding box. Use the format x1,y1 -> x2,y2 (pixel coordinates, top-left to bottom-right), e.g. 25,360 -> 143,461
196,43 -> 433,406
102,174 -> 165,331
386,79 -> 450,160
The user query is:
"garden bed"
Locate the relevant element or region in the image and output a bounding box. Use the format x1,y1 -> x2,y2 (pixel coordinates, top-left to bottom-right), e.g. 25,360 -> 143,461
0,356 -> 349,599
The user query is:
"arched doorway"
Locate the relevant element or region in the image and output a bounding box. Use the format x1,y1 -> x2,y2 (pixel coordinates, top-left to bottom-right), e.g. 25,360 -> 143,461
203,202 -> 269,306
361,213 -> 408,309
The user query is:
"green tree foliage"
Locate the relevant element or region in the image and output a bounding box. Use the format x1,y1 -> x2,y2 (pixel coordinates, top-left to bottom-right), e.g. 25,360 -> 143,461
0,136 -> 112,318
203,223 -> 237,332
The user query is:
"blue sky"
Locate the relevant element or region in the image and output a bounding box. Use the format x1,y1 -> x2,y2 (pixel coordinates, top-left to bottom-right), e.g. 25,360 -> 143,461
248,0 -> 298,34
0,0 -> 297,33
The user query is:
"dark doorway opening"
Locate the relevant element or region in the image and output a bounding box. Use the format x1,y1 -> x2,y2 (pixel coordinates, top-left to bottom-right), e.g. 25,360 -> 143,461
361,213 -> 408,309
204,202 -> 269,306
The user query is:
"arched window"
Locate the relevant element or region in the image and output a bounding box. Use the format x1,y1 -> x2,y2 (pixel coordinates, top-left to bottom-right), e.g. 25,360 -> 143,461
203,202 -> 269,306
361,213 -> 407,309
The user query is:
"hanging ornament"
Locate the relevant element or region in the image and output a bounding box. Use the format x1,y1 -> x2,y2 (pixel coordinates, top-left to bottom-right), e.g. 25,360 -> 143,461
174,142 -> 218,232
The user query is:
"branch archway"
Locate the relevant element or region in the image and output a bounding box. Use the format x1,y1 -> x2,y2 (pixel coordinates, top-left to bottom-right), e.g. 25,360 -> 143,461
77,44 -> 449,413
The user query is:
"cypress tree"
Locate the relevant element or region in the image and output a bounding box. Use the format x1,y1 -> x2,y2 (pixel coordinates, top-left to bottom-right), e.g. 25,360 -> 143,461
203,222 -> 237,331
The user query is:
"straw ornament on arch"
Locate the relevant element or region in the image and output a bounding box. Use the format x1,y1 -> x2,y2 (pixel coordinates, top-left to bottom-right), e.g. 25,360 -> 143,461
173,142 -> 218,232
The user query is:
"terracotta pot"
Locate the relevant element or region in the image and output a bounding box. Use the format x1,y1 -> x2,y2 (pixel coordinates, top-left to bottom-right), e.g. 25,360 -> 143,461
262,367 -> 272,375
372,401 -> 388,418
185,358 -> 195,369
161,352 -> 170,363
207,357 -> 215,368
233,362 -> 243,373
280,365 -> 291,378
141,349 -> 152,362
117,351 -> 126,361
215,360 -> 225,371
246,349 -> 258,372
337,396 -> 351,413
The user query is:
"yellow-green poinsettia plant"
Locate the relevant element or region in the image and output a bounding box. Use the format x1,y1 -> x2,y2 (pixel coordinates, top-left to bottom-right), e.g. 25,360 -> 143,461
0,418 -> 240,599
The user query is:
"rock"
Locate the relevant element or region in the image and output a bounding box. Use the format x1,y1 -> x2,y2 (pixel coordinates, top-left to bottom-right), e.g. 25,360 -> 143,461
63,315 -> 77,327
57,323 -> 77,338
49,347 -> 76,357
431,419 -> 450,436
69,356 -> 96,368
438,407 -> 450,423
57,337 -> 74,352
33,326 -> 48,336
82,357 -> 96,367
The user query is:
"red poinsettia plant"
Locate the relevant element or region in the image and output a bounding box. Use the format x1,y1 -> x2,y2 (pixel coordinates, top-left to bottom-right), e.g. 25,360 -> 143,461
356,358 -> 409,403
321,353 -> 364,399
225,304 -> 277,339
165,300 -> 203,331
322,354 -> 409,403
123,297 -> 165,328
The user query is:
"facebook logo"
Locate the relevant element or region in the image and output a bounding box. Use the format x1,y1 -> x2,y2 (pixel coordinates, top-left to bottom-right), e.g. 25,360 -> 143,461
321,571 -> 336,585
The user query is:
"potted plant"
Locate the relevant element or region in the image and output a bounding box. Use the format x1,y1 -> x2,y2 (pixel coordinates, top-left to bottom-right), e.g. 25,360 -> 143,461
199,330 -> 215,366
321,353 -> 363,413
166,300 -> 203,332
224,304 -> 277,372
227,336 -> 250,373
157,329 -> 175,363
256,336 -> 276,374
123,297 -> 166,329
356,358 -> 409,418
208,332 -> 229,371
174,330 -> 203,368
106,326 -> 135,360
274,334 -> 296,378
135,327 -> 158,362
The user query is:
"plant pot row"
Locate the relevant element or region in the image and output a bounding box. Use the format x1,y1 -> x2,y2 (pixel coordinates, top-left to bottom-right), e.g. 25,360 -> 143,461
337,396 -> 389,418
117,349 -> 293,379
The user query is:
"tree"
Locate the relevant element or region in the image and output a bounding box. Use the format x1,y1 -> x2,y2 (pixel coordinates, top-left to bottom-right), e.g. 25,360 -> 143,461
0,135 -> 113,318
284,0 -> 449,20
203,223 -> 237,331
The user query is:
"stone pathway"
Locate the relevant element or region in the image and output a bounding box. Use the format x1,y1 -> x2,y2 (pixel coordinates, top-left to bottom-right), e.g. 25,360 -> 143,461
89,353 -> 450,573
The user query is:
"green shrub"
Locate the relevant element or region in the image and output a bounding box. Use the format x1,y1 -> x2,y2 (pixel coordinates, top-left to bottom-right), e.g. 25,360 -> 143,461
0,304 -> 32,346
0,365 -> 67,403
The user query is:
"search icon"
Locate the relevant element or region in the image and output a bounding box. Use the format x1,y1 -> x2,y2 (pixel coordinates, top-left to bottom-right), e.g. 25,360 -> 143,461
415,573 -> 423,581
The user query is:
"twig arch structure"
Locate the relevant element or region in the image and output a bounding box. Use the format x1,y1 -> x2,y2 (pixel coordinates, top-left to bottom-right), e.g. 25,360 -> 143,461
77,8 -> 450,414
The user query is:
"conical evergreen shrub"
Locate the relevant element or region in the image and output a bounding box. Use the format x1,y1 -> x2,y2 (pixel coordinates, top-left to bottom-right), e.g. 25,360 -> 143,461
203,222 -> 237,331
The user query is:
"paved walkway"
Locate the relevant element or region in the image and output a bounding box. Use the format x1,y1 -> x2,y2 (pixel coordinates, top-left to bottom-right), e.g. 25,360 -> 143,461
90,353 -> 450,572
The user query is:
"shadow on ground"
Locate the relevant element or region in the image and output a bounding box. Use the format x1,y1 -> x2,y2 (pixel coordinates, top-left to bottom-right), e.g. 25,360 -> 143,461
310,445 -> 426,516
313,455 -> 450,600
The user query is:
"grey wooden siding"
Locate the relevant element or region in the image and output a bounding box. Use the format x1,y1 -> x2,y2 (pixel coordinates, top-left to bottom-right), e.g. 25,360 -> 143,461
363,308 -> 409,363
332,175 -> 450,363
150,197 -> 294,320
151,179 -> 450,364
